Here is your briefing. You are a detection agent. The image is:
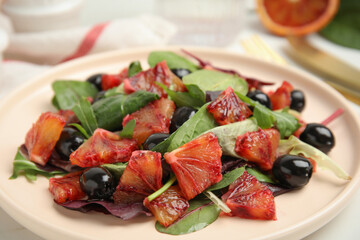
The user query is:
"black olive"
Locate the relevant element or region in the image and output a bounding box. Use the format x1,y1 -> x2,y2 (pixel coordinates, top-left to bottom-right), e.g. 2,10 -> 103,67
80,167 -> 115,200
299,123 -> 335,153
169,107 -> 197,133
171,68 -> 191,79
272,154 -> 313,189
143,133 -> 170,150
246,90 -> 272,109
290,90 -> 305,112
55,128 -> 85,159
86,73 -> 103,90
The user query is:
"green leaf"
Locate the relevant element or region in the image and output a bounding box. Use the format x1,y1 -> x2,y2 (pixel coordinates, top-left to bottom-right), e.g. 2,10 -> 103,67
320,0 -> 360,50
148,51 -> 198,72
119,119 -> 136,139
51,96 -> 60,110
10,148 -> 65,181
92,91 -> 159,131
237,93 -> 300,138
155,199 -> 220,235
207,167 -> 245,191
102,162 -> 128,181
128,61 -> 142,77
278,136 -> 351,180
152,103 -> 217,154
204,118 -> 258,157
52,80 -> 98,110
183,70 -> 248,101
156,82 -> 204,109
68,123 -> 90,139
72,97 -> 98,136
104,83 -> 125,98
246,167 -> 276,184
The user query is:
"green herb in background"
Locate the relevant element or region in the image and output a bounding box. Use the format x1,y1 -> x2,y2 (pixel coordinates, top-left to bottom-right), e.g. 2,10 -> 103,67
320,0 -> 360,50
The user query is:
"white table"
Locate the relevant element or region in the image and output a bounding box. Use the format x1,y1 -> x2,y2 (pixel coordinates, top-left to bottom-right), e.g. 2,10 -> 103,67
1,1 -> 359,239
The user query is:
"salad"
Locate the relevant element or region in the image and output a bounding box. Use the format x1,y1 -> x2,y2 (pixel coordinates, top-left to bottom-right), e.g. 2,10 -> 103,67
11,50 -> 351,235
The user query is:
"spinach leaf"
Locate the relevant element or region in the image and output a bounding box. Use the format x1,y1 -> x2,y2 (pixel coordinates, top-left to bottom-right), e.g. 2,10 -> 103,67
237,93 -> 300,138
204,118 -> 258,157
128,61 -> 143,77
207,167 -> 245,191
246,167 -> 276,184
152,103 -> 217,154
156,82 -> 204,109
183,70 -> 248,101
10,148 -> 65,181
320,0 -> 360,50
72,97 -> 98,136
148,51 -> 198,72
155,199 -> 220,235
52,80 -> 98,110
119,119 -> 136,139
92,91 -> 159,131
102,162 -> 128,181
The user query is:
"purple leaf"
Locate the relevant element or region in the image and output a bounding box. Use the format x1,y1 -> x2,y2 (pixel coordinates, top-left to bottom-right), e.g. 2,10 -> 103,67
59,200 -> 151,220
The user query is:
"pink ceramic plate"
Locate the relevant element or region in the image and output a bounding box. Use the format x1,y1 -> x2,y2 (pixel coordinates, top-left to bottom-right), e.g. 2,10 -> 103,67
0,47 -> 359,240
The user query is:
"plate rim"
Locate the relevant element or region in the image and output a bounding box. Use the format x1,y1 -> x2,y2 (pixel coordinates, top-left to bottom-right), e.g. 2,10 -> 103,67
1,46 -> 360,240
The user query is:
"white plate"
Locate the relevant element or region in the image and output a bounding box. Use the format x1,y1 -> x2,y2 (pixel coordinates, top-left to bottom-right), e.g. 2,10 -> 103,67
0,47 -> 359,240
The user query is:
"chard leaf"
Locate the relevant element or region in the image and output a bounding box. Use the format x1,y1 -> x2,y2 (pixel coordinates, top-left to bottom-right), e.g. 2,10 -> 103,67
278,136 -> 351,180
152,103 -> 217,154
10,148 -> 65,181
246,167 -> 276,184
52,80 -> 98,110
204,118 -> 258,157
237,93 -> 300,138
155,199 -> 220,235
119,119 -> 136,139
128,61 -> 142,77
183,70 -> 248,101
156,82 -> 204,109
148,51 -> 198,72
92,91 -> 159,131
207,167 -> 245,191
72,97 -> 98,136
102,162 -> 128,181
68,123 -> 90,139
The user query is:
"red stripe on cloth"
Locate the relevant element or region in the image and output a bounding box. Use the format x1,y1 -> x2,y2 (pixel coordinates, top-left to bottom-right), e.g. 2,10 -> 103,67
59,22 -> 110,63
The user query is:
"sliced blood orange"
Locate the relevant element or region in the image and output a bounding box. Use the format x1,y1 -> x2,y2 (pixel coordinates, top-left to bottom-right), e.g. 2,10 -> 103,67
143,186 -> 189,227
164,132 -> 222,200
113,150 -> 163,204
222,170 -> 276,220
257,0 -> 339,36
269,81 -> 293,110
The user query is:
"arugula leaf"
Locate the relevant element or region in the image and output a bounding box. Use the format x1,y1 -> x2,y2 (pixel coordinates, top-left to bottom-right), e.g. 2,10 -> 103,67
152,103 -> 217,154
237,93 -> 300,138
155,199 -> 220,235
68,123 -> 90,139
148,51 -> 199,72
52,80 -> 98,110
119,119 -> 136,139
204,118 -> 258,157
246,167 -> 276,184
72,97 -> 98,136
10,148 -> 65,181
93,91 -> 159,131
207,167 -> 245,191
156,82 -> 204,109
128,61 -> 142,77
320,0 -> 360,50
183,70 -> 248,101
278,136 -> 351,180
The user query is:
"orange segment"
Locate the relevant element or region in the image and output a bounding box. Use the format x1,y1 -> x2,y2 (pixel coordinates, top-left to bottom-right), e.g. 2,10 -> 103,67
257,0 -> 339,36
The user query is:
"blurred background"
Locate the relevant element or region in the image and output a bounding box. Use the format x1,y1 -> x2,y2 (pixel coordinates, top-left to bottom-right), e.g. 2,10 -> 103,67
0,0 -> 359,239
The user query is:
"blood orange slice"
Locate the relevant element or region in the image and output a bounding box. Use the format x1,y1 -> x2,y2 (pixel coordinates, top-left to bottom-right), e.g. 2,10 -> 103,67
164,132 -> 222,200
257,0 -> 339,36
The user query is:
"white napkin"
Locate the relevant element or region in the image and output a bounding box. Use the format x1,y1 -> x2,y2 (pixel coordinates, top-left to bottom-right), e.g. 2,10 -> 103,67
4,15 -> 176,65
